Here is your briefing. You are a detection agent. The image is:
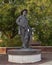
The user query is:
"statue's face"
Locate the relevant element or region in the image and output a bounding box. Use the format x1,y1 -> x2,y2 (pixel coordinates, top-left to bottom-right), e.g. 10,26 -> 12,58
23,11 -> 27,16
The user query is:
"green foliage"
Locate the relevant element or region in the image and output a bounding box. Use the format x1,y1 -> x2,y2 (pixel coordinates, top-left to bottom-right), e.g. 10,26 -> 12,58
0,3 -> 18,38
0,0 -> 52,46
0,34 -> 22,47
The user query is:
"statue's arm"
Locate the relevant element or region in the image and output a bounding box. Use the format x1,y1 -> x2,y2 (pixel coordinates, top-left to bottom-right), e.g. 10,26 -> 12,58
16,16 -> 21,26
16,16 -> 25,27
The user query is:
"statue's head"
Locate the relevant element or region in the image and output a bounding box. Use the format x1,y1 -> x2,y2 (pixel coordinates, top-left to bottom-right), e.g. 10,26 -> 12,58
21,9 -> 28,16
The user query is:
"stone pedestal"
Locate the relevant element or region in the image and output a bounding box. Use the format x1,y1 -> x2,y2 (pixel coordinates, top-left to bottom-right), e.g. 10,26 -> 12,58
7,48 -> 41,63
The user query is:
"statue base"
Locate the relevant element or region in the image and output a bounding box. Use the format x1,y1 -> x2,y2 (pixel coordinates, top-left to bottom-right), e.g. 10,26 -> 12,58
7,48 -> 41,63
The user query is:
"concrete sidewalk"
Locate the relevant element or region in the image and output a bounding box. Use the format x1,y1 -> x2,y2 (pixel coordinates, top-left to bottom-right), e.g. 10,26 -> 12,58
0,52 -> 52,65
39,61 -> 52,65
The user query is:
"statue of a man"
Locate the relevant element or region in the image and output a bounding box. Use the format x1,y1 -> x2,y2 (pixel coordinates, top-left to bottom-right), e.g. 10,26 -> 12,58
16,9 -> 32,48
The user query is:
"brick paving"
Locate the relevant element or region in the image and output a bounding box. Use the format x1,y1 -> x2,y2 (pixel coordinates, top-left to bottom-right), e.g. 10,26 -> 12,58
0,52 -> 52,65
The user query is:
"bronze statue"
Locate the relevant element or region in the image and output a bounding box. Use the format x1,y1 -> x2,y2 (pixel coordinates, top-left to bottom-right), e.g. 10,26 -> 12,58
16,9 -> 32,48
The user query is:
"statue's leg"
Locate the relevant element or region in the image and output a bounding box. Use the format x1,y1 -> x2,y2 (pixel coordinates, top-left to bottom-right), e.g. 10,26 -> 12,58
21,28 -> 31,48
25,35 -> 30,48
24,35 -> 28,48
20,28 -> 26,48
21,32 -> 29,48
23,32 -> 30,48
21,36 -> 27,48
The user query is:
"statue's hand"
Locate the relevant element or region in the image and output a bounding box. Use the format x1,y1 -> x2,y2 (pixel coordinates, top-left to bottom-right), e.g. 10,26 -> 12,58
28,29 -> 29,32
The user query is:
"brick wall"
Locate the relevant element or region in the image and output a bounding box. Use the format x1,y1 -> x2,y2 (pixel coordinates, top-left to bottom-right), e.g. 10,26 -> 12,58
0,47 -> 6,54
